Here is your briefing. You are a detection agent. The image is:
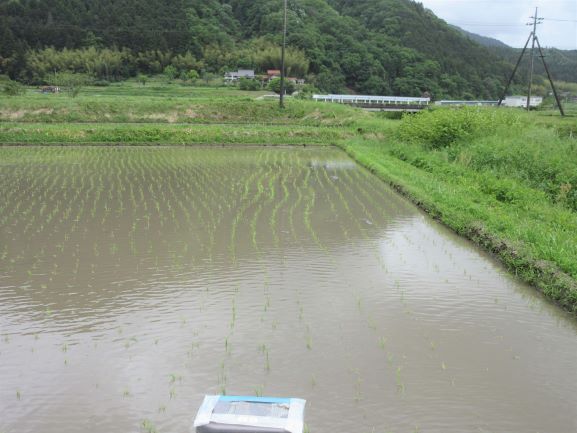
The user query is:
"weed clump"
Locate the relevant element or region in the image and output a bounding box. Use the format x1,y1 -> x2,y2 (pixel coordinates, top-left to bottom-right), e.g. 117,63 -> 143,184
398,107 -> 523,148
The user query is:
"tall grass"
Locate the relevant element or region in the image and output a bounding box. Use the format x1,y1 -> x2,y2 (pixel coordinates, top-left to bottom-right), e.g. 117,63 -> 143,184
342,107 -> 577,312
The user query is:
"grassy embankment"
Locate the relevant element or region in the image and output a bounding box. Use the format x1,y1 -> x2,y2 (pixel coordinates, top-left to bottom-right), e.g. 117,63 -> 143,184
1,81 -> 576,313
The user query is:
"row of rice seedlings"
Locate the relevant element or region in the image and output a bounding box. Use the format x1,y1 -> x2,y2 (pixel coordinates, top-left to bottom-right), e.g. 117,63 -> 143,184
318,165 -> 353,243
258,343 -> 271,372
268,159 -> 294,249
2,148 -> 419,421
248,156 -> 278,255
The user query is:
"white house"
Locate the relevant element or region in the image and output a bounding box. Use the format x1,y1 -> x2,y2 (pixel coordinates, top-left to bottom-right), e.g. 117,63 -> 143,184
502,96 -> 543,108
224,69 -> 255,84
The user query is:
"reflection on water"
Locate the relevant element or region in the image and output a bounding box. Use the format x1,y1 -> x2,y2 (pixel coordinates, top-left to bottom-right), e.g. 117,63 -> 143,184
0,147 -> 576,433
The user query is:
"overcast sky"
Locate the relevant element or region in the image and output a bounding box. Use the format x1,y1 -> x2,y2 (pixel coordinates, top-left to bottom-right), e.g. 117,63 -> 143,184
417,0 -> 577,50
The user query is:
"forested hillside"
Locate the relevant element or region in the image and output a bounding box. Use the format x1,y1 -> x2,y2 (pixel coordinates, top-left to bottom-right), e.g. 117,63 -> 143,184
0,0 -> 570,98
451,26 -> 577,84
488,46 -> 577,85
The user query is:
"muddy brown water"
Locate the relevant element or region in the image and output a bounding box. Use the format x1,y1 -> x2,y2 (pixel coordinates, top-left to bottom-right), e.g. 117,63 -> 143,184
0,147 -> 576,433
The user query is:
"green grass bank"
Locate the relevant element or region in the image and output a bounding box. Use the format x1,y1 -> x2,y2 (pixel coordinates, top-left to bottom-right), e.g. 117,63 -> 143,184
1,83 -> 576,313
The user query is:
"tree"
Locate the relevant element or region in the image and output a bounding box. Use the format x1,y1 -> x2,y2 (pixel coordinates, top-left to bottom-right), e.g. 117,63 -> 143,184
163,65 -> 178,82
186,70 -> 200,84
268,77 -> 295,95
239,77 -> 260,91
137,74 -> 148,86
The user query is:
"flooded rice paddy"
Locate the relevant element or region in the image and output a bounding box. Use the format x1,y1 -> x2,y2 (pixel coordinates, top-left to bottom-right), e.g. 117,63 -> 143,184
0,146 -> 576,433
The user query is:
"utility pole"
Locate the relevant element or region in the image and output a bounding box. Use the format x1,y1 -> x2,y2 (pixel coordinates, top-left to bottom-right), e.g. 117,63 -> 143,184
498,8 -> 564,116
279,0 -> 288,109
526,7 -> 542,111
535,36 -> 565,116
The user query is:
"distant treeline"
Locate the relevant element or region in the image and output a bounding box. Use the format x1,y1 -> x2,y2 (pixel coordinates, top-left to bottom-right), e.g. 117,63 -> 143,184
1,0 -> 571,98
8,44 -> 310,85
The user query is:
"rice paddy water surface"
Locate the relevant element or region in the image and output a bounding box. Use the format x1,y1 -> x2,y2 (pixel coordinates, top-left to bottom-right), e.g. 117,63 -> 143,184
0,146 -> 575,433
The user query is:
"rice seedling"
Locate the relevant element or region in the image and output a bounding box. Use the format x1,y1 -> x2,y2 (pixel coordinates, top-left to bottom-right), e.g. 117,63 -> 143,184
395,366 -> 405,394
224,336 -> 232,355
265,350 -> 271,372
378,336 -> 387,350
310,374 -> 317,388
141,419 -> 157,433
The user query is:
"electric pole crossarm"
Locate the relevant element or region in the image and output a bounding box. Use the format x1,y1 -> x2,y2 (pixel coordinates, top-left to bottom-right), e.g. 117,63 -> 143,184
498,32 -> 533,106
535,37 -> 565,116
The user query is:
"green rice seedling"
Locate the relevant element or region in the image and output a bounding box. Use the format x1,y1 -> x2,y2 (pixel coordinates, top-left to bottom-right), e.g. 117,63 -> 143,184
310,375 -> 317,388
353,370 -> 363,403
158,404 -> 167,413
16,390 -> 21,400
395,366 -> 405,394
254,385 -> 264,397
169,373 -> 183,384
378,337 -> 387,350
367,316 -> 377,331
141,419 -> 157,433
123,388 -> 131,398
225,337 -> 231,355
265,350 -> 271,372
230,299 -> 236,329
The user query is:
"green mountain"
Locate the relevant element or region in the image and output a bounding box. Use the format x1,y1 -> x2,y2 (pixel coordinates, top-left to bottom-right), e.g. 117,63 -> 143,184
451,25 -> 577,84
451,25 -> 510,49
0,0 -> 550,98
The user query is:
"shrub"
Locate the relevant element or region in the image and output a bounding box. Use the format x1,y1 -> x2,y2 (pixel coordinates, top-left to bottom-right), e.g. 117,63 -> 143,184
3,80 -> 25,96
163,65 -> 177,82
293,84 -> 318,100
49,72 -> 89,97
398,107 -> 523,148
239,77 -> 261,91
268,78 -> 295,95
137,74 -> 148,86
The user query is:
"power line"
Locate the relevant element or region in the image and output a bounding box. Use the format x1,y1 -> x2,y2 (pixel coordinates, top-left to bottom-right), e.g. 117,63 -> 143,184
498,7 -> 565,116
451,17 -> 577,27
541,18 -> 577,22
452,22 -> 526,27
